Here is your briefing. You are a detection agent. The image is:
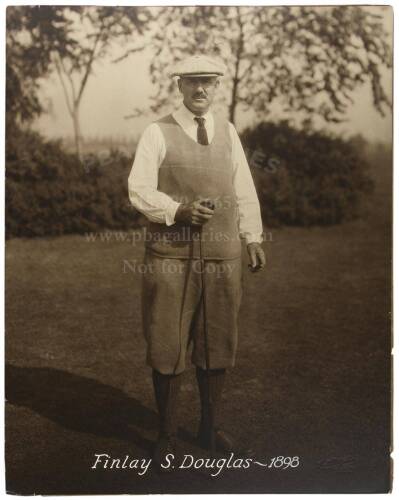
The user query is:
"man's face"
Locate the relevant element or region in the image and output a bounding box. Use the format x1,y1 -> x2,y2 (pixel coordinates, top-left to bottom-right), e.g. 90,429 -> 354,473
178,76 -> 220,115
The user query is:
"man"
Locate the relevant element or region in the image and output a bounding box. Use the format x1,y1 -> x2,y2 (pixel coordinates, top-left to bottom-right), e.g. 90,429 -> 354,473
128,54 -> 265,468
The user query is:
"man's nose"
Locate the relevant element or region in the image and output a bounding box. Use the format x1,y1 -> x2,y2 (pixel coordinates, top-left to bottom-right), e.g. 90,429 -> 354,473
194,84 -> 206,94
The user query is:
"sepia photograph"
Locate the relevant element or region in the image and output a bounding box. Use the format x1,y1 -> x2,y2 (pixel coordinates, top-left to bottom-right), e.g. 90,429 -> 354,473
4,2 -> 393,494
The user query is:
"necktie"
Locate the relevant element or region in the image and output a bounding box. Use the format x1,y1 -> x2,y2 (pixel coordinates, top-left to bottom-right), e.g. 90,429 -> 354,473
194,116 -> 209,145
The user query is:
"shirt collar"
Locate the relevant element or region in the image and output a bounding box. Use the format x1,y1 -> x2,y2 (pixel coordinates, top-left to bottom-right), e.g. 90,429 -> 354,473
176,102 -> 213,127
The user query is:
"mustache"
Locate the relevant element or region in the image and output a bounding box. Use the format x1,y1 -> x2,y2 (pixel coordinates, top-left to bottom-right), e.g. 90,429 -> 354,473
192,94 -> 207,99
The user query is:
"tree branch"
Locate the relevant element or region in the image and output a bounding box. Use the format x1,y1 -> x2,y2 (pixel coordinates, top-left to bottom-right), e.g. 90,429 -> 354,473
53,54 -> 74,117
58,54 -> 77,104
112,44 -> 146,63
76,23 -> 104,105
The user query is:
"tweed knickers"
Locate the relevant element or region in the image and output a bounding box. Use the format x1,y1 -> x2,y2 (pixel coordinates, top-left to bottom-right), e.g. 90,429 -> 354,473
142,252 -> 243,375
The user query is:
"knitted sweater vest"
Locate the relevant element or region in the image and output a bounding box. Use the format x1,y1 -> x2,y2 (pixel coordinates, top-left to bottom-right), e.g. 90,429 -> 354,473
145,113 -> 242,260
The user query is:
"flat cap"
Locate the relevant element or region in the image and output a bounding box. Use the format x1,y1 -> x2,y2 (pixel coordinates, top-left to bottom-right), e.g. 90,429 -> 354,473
170,55 -> 227,78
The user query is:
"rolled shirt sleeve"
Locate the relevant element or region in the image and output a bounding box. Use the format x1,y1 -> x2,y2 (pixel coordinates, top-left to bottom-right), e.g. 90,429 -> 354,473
128,123 -> 180,226
229,123 -> 263,244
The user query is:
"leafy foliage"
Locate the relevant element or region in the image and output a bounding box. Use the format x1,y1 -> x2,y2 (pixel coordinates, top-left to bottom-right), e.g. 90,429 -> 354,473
132,5 -> 392,125
6,123 -> 375,237
6,127 -> 141,238
6,6 -> 73,125
241,121 -> 374,226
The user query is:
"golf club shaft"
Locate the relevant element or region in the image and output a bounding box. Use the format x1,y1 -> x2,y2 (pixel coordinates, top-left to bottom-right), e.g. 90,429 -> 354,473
198,225 -> 215,454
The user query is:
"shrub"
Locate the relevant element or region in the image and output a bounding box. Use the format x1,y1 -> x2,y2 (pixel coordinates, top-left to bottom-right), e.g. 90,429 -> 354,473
5,127 -> 141,238
6,122 -> 375,238
241,122 -> 374,226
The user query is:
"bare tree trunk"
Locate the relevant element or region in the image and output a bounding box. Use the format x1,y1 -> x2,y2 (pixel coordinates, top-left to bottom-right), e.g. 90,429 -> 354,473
53,25 -> 104,161
229,8 -> 244,125
72,106 -> 82,161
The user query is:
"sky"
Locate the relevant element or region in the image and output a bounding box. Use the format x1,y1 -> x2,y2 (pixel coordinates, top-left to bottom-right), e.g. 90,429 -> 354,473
34,6 -> 393,145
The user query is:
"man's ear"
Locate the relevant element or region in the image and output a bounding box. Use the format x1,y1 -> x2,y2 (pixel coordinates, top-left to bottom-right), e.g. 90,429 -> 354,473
177,78 -> 182,93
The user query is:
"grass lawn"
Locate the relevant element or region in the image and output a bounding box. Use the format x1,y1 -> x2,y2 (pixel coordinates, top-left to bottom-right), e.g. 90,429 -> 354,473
5,159 -> 392,493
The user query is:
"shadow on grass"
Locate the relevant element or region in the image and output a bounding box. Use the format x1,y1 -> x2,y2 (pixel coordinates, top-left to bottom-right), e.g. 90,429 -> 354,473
5,364 -> 156,453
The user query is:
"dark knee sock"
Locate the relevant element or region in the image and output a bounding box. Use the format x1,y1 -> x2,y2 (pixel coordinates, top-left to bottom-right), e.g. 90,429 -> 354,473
196,367 -> 226,432
152,369 -> 182,438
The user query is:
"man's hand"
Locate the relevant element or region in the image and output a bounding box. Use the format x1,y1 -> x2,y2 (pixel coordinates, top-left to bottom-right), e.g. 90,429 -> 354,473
247,242 -> 266,272
175,199 -> 215,226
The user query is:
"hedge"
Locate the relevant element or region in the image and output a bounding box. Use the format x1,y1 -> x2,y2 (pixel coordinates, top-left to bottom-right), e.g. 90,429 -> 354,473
5,122 -> 374,238
241,121 -> 374,226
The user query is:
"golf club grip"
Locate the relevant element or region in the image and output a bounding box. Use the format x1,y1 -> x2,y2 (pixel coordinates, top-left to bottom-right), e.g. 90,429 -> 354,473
200,200 -> 215,210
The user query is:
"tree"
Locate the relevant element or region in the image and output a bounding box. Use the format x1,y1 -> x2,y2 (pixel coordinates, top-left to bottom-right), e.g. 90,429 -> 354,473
6,6 -> 150,157
51,6 -> 150,159
126,5 -> 392,126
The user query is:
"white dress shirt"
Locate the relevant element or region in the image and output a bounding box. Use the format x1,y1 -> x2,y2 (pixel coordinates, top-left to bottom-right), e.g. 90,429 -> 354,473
128,104 -> 263,244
